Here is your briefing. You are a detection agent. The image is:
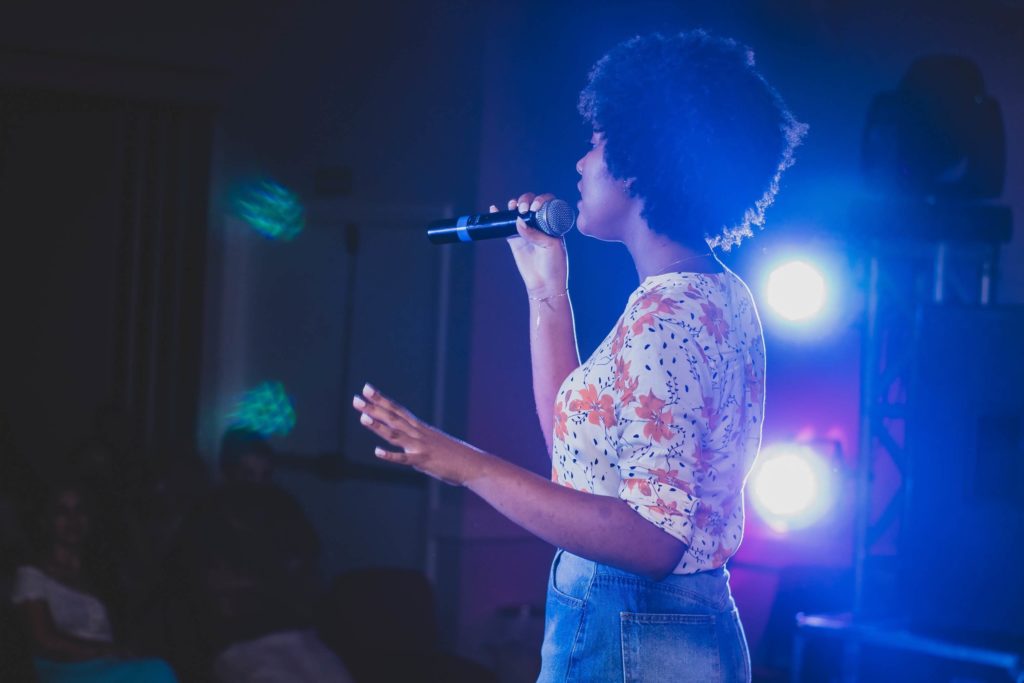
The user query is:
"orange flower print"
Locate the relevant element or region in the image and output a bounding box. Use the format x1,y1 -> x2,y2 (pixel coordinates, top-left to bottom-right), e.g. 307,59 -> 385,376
637,290 -> 681,315
611,322 -> 628,355
644,497 -> 686,518
613,356 -> 631,390
636,290 -> 663,311
551,465 -> 559,484
553,400 -> 569,442
693,440 -> 731,477
694,501 -> 727,536
569,384 -> 616,428
712,538 -> 736,566
745,361 -> 762,405
701,396 -> 722,431
623,477 -> 653,498
635,390 -> 674,443
699,301 -> 729,344
614,356 -> 639,406
651,467 -> 694,495
631,312 -> 656,336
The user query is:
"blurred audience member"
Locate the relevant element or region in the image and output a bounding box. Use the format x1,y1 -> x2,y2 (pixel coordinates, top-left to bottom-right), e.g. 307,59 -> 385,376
0,413 -> 41,583
9,480 -> 178,683
219,427 -> 275,485
167,428 -> 351,682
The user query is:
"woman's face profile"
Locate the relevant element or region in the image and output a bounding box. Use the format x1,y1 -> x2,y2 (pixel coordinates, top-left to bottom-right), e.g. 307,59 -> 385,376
575,133 -> 638,242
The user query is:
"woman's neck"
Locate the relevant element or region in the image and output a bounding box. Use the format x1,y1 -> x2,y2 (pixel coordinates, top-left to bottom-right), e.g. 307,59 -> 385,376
625,226 -> 719,282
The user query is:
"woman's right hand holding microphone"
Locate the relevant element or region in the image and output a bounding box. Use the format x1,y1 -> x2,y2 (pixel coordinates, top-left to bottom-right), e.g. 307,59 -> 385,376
491,192 -> 568,299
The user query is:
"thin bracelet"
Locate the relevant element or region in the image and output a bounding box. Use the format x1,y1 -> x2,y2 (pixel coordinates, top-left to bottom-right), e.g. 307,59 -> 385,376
528,290 -> 569,304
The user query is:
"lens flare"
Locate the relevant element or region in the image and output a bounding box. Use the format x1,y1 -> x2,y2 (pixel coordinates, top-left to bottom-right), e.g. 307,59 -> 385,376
750,443 -> 835,531
765,260 -> 827,321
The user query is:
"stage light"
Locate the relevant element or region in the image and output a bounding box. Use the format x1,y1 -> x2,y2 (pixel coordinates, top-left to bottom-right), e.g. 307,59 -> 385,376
750,443 -> 836,532
233,180 -> 305,241
227,381 -> 297,437
765,260 -> 827,321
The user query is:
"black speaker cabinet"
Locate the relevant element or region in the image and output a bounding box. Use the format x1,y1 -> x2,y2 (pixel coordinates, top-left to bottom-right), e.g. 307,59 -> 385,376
903,305 -> 1024,643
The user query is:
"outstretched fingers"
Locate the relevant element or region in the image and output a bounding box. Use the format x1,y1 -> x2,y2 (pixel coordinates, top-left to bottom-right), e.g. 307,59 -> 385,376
373,446 -> 410,464
352,383 -> 428,452
361,383 -> 420,430
356,406 -> 410,447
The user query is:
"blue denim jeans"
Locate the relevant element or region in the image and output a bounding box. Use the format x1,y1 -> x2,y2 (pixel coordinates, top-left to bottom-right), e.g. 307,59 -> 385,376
538,550 -> 751,682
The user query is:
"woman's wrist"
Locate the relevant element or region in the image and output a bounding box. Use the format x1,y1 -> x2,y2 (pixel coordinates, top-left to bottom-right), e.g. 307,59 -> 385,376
526,281 -> 569,300
529,289 -> 569,304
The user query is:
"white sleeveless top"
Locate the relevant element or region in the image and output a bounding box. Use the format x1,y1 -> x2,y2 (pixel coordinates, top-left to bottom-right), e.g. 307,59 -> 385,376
10,565 -> 114,642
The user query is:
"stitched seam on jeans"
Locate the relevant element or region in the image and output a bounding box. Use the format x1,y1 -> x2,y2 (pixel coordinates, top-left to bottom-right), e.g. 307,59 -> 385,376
550,553 -> 587,608
549,587 -> 584,609
619,613 -> 634,683
594,574 -> 728,611
563,561 -> 598,682
618,611 -> 721,682
620,612 -> 717,625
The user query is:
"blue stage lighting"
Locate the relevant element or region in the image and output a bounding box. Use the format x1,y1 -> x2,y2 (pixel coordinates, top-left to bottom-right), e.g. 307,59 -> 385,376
227,381 -> 297,437
765,260 -> 827,321
750,443 -> 836,532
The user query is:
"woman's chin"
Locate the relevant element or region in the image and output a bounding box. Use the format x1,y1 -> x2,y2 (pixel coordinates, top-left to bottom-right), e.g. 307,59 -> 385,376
575,214 -> 588,235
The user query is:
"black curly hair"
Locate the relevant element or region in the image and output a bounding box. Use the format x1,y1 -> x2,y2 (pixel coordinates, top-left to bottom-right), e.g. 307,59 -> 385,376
578,31 -> 807,250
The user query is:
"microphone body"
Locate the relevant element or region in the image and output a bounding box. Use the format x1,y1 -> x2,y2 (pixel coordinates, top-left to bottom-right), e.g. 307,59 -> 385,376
427,199 -> 576,244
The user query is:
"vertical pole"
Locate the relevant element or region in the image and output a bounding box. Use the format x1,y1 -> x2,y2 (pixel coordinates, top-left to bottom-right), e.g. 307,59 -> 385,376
425,211 -> 454,583
853,254 -> 880,620
932,242 -> 946,304
790,626 -> 807,683
980,244 -> 994,306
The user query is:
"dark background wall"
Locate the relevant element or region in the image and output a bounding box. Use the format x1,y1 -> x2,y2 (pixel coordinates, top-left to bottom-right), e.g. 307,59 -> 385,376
2,0 -> 1022,673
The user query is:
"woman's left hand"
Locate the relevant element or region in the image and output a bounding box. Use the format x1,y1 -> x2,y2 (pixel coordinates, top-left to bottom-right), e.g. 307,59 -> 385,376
352,383 -> 488,486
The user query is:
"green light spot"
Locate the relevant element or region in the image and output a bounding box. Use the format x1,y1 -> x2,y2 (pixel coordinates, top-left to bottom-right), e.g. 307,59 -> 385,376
227,381 -> 297,436
234,181 -> 304,241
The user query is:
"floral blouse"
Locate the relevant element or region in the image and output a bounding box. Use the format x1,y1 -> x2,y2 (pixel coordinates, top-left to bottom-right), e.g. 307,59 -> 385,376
552,270 -> 765,574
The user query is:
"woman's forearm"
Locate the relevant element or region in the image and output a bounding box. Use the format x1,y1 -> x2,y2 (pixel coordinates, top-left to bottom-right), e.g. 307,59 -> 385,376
527,291 -> 580,457
465,451 -> 685,580
354,383 -> 683,579
17,601 -> 116,662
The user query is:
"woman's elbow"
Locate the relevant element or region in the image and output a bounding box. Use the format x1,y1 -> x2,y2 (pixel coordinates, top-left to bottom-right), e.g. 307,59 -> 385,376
641,539 -> 687,582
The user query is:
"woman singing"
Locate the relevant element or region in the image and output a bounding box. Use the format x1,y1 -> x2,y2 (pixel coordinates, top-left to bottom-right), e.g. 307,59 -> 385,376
352,30 -> 805,682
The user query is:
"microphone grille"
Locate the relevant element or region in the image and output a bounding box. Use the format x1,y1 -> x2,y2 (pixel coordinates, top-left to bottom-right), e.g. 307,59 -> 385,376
535,199 -> 576,237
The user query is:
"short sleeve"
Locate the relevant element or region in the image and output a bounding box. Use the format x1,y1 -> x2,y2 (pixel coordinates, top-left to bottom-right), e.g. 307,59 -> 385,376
10,565 -> 49,604
610,294 -> 708,545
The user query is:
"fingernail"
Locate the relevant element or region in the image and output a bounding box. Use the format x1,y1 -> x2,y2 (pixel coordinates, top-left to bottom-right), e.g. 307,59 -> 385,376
363,383 -> 376,397
374,447 -> 386,458
352,396 -> 366,409
360,413 -> 373,425
518,202 -> 529,214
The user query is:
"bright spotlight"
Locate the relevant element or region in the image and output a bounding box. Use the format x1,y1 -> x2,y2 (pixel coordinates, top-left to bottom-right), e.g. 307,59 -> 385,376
765,260 -> 826,321
750,443 -> 835,532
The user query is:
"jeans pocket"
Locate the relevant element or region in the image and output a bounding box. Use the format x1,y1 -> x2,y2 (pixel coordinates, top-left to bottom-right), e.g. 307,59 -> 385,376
620,612 -> 720,683
549,551 -> 592,608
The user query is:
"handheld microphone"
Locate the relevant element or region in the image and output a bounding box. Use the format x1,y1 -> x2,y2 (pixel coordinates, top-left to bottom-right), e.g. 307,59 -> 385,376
426,199 -> 576,244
